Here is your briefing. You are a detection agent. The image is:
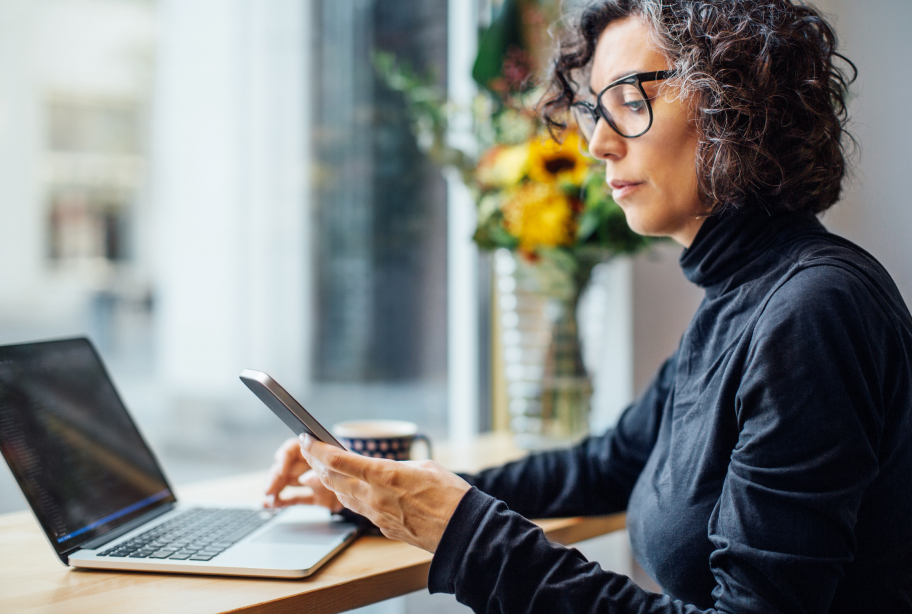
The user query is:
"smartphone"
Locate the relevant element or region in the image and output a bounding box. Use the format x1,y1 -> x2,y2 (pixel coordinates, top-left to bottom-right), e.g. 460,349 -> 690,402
239,369 -> 346,449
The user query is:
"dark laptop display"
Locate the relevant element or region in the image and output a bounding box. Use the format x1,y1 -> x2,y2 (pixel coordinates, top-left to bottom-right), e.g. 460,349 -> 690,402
0,338 -> 175,558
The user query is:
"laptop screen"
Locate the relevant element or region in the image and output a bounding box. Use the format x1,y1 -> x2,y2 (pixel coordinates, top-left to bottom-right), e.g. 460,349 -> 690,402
0,338 -> 175,556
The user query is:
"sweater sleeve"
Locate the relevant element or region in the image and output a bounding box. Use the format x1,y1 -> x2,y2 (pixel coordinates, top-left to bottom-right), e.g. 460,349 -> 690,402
462,353 -> 676,518
429,487 -> 708,614
429,266 -> 888,614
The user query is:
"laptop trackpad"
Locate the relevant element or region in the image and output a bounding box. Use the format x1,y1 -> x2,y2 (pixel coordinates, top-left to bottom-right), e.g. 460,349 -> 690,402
252,522 -> 346,546
214,507 -> 356,571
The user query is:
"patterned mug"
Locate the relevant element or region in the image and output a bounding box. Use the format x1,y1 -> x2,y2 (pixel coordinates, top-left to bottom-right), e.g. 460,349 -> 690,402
332,420 -> 432,461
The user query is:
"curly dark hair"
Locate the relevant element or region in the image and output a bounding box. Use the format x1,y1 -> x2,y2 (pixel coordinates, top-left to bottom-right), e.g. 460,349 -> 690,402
541,0 -> 857,215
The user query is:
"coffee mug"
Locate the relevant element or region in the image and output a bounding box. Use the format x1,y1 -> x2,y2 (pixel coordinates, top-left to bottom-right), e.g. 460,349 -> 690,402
332,420 -> 432,461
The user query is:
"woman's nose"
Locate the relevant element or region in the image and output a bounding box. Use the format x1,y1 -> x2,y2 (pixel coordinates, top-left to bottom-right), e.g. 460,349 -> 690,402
586,118 -> 626,161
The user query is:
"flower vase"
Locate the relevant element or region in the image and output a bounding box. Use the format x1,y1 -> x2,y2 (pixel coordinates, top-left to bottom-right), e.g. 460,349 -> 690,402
495,249 -> 594,450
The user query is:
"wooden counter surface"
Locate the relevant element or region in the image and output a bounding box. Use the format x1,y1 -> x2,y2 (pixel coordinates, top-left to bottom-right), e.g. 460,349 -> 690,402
0,432 -> 625,614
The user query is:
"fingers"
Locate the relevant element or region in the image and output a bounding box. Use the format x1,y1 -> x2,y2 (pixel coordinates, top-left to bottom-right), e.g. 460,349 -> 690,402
299,434 -> 383,482
333,490 -> 374,521
263,471 -> 344,513
298,470 -> 344,512
262,438 -> 356,514
264,467 -> 289,497
272,492 -> 317,507
296,438 -> 381,512
264,438 -> 311,497
272,438 -> 296,462
317,465 -> 375,504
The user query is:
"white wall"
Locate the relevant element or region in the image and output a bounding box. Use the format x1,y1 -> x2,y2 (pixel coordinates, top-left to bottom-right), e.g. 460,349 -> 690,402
814,0 -> 912,304
631,244 -> 702,394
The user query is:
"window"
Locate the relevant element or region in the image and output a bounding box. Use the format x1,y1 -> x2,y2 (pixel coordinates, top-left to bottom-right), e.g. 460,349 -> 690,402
0,0 -> 484,488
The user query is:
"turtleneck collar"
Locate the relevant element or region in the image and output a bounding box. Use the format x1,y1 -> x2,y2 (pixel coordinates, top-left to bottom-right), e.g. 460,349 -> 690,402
679,204 -> 823,296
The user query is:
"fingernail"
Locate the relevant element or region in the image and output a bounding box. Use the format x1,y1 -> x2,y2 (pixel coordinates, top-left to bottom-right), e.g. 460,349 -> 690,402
299,433 -> 311,447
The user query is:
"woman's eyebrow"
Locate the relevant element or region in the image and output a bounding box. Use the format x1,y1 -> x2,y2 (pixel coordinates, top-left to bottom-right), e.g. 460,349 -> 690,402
607,69 -> 639,82
591,70 -> 642,95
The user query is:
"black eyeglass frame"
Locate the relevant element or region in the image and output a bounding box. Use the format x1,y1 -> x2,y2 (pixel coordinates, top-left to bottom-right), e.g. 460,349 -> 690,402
571,70 -> 676,139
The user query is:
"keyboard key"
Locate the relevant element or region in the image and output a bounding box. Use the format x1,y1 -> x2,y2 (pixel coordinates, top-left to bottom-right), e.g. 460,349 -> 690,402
189,554 -> 215,561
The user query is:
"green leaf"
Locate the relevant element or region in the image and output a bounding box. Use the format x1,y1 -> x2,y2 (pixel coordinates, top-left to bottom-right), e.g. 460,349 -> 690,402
472,0 -> 525,91
473,214 -> 519,251
576,209 -> 600,242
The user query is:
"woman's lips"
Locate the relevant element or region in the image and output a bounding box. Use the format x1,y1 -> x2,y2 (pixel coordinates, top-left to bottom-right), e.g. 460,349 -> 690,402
609,180 -> 643,199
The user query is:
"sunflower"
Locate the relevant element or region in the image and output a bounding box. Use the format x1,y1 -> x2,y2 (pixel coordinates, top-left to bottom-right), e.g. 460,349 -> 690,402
527,130 -> 590,186
501,182 -> 576,252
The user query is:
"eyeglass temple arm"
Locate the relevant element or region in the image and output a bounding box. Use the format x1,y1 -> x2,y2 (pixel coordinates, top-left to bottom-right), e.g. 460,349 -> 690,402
637,70 -> 676,83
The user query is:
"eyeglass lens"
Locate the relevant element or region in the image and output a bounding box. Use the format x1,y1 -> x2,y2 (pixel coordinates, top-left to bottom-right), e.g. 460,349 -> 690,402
573,83 -> 651,140
571,105 -> 597,141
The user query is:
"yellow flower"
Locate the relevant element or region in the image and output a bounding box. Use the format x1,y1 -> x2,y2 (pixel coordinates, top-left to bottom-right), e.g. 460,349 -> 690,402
527,131 -> 590,186
502,182 -> 575,252
475,143 -> 529,188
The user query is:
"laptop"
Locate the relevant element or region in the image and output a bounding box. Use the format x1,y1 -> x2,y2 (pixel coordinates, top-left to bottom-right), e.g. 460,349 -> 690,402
0,337 -> 359,578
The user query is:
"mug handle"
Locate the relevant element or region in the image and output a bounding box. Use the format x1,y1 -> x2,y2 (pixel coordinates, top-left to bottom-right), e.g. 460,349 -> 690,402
411,434 -> 433,460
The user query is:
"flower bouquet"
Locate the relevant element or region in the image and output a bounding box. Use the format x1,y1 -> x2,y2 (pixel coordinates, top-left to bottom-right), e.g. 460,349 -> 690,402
374,0 -> 653,446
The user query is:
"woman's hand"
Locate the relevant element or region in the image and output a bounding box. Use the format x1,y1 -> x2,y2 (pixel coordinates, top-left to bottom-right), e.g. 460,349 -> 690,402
263,437 -> 343,513
299,434 -> 471,553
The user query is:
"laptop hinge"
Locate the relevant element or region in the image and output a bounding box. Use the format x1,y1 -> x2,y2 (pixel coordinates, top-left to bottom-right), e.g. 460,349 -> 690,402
78,502 -> 176,551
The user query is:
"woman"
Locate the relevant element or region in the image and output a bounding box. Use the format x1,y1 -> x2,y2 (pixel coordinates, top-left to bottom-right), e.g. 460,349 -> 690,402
265,1 -> 912,612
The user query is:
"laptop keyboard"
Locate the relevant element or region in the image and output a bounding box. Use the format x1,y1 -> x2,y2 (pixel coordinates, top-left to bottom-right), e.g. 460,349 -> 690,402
98,508 -> 274,562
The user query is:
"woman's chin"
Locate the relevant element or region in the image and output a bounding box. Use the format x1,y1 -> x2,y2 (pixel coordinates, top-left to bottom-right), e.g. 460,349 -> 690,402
617,210 -> 655,238
618,207 -> 682,240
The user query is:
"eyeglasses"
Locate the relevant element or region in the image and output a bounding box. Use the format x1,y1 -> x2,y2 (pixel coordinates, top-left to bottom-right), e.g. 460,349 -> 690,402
571,70 -> 676,140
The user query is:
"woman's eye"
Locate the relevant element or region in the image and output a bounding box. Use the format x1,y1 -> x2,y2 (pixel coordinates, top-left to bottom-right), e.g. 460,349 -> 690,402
623,100 -> 647,113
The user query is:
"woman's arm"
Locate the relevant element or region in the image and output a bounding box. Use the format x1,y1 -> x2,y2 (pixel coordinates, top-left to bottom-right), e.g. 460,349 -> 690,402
293,437 -> 714,612
461,353 -> 677,518
430,488 -> 706,614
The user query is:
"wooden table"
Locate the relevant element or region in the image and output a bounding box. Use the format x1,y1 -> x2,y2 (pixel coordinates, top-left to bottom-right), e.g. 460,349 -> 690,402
0,432 -> 625,614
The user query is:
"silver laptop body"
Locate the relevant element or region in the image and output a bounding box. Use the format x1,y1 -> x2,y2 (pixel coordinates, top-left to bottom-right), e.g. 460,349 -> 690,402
0,337 -> 359,578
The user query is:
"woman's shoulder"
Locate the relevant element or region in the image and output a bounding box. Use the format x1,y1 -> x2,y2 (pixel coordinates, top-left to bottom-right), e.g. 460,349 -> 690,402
739,236 -> 912,397
766,227 -> 911,331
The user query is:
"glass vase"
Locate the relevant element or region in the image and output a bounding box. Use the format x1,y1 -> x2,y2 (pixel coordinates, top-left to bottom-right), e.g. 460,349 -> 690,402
495,249 -> 594,450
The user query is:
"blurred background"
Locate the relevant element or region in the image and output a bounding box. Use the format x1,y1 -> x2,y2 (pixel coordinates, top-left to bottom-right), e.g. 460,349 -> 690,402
0,0 -> 456,494
0,0 -> 909,612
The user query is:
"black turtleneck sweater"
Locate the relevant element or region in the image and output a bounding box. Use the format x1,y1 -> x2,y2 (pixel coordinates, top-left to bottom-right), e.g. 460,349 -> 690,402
427,208 -> 912,613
